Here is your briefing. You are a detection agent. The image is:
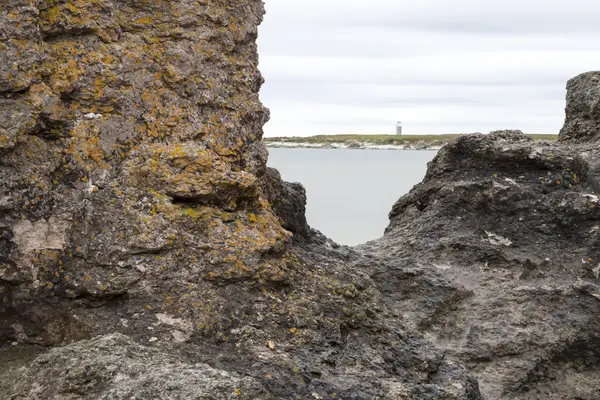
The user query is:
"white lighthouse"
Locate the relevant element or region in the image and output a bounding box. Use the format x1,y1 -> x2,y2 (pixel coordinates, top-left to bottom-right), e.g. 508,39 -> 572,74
396,121 -> 403,136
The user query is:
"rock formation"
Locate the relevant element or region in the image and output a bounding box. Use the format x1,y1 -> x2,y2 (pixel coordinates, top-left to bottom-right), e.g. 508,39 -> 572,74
1,1 -> 481,399
361,127 -> 600,399
5,334 -> 270,400
559,71 -> 600,143
1,2 -> 599,399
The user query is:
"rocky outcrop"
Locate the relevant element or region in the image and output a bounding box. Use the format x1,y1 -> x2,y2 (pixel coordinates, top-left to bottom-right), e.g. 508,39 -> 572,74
559,71 -> 600,143
3,334 -> 269,400
0,0 -> 290,343
361,129 -> 600,399
260,167 -> 311,240
2,2 -> 599,399
0,2 -> 482,399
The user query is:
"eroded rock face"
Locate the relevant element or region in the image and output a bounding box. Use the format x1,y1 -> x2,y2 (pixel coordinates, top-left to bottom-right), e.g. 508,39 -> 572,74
3,334 -> 269,400
559,71 -> 600,143
4,1 -> 598,399
0,2 -> 483,399
260,167 -> 311,240
0,0 -> 293,342
362,130 -> 600,399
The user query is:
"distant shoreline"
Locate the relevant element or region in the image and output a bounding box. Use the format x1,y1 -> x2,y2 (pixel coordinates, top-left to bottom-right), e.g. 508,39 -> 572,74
266,141 -> 443,151
264,133 -> 558,151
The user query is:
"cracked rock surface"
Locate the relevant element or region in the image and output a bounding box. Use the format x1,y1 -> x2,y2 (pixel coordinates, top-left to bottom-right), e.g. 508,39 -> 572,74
0,1 -> 481,399
361,127 -> 600,399
1,1 -> 599,399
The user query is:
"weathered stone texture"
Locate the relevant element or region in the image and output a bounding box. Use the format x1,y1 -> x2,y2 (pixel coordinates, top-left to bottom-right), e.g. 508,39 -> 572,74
361,130 -> 600,399
4,334 -> 270,399
0,2 -> 483,399
560,71 -> 600,143
4,1 -> 599,399
0,0 -> 293,338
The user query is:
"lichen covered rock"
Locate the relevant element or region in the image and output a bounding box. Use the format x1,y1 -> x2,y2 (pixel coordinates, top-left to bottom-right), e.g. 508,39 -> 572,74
0,2 -> 483,399
0,0 -> 292,343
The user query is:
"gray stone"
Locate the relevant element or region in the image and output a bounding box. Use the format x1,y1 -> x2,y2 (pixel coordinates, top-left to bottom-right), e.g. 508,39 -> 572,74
0,1 -> 482,399
2,0 -> 599,399
560,71 -> 600,143
3,334 -> 269,400
360,129 -> 600,399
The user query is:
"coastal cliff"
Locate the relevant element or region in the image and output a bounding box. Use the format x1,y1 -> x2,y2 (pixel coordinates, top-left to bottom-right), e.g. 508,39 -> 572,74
1,1 -> 599,399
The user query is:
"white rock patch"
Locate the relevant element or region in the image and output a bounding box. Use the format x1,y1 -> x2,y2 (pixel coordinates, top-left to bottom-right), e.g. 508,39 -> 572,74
156,313 -> 194,342
485,231 -> 513,246
12,217 -> 71,254
83,112 -> 103,119
593,264 -> 600,279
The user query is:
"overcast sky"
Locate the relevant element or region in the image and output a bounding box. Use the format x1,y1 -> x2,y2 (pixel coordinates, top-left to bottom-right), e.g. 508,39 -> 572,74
258,0 -> 600,137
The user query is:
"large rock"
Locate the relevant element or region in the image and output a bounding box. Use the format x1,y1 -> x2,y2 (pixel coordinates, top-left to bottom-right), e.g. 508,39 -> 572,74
559,71 -> 600,143
0,0 -> 292,345
260,167 -> 311,240
362,130 -> 600,399
3,1 -> 597,399
0,2 -> 483,399
2,334 -> 269,400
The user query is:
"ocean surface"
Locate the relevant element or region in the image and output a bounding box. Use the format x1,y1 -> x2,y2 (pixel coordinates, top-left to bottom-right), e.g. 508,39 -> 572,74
267,148 -> 437,246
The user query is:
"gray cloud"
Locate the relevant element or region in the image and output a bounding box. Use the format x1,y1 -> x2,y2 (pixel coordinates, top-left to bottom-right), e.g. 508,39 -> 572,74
259,0 -> 600,137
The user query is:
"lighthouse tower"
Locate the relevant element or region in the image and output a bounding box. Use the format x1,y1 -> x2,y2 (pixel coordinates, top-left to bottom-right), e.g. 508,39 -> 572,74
396,121 -> 403,136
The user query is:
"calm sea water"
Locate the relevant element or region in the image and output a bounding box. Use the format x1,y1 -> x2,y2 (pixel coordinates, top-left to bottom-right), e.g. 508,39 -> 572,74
267,148 -> 437,245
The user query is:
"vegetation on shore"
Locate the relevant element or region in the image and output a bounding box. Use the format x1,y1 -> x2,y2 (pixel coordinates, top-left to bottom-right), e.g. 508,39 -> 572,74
265,133 -> 558,145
